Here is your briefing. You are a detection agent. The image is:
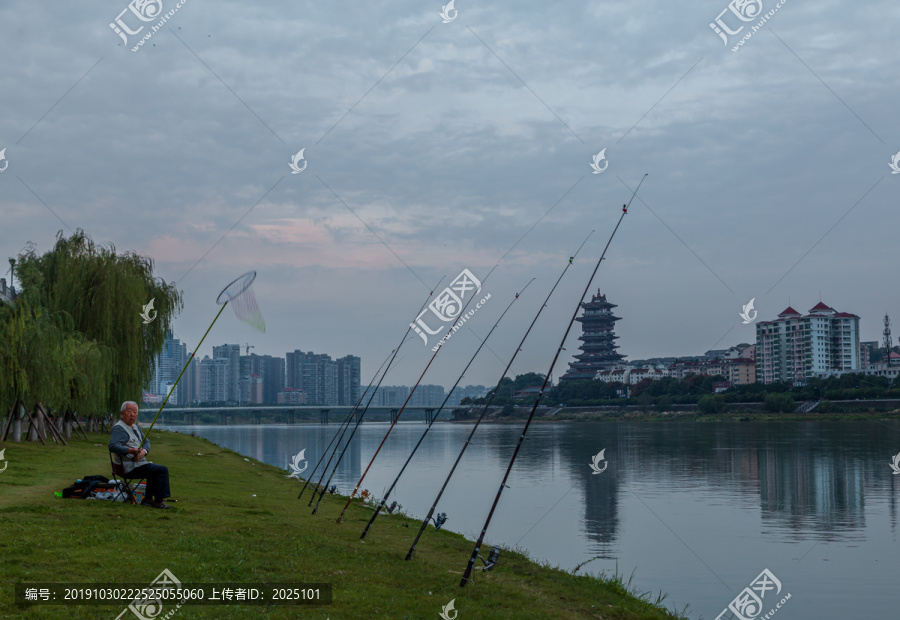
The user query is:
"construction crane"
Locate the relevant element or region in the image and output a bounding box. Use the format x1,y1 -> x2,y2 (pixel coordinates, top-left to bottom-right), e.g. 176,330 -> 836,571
245,343 -> 255,356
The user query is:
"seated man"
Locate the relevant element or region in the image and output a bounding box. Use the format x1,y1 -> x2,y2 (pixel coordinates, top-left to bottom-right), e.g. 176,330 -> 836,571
109,401 -> 171,509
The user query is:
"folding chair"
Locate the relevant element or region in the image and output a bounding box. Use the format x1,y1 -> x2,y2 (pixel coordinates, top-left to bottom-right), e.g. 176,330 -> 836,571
109,451 -> 146,505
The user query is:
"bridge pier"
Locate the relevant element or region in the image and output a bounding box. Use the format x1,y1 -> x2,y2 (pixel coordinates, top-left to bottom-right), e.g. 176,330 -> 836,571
320,409 -> 330,424
288,410 -> 295,425
424,408 -> 435,424
251,410 -> 261,425
218,411 -> 227,425
390,408 -> 400,423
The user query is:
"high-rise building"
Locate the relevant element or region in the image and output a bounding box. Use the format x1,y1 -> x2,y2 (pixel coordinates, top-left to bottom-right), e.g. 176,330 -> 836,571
287,349 -> 357,405
262,355 -> 285,404
447,384 -> 488,406
561,291 -> 626,380
377,386 -> 410,407
336,355 -> 361,405
755,302 -> 860,384
198,356 -> 230,402
213,344 -> 241,403
148,331 -> 192,405
410,384 -> 446,407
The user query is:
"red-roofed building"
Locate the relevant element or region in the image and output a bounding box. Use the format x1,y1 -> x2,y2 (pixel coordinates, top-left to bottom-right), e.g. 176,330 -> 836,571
756,301 -> 860,383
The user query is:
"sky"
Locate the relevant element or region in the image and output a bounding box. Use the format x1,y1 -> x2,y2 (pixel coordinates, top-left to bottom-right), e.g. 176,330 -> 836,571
1,0 -> 898,390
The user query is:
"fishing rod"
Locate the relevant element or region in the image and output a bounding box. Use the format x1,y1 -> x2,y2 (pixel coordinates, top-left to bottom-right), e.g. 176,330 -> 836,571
458,174 -> 647,587
297,347 -> 399,500
335,271 -> 491,523
359,278 -> 535,541
309,278 -> 444,513
405,230 -> 594,561
335,198 -> 584,522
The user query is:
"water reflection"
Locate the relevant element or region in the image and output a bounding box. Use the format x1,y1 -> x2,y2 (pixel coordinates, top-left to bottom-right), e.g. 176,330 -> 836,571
168,420 -> 900,619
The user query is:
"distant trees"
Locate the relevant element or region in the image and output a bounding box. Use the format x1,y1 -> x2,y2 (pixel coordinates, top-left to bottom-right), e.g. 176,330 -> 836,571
544,370 -> 900,412
0,230 -> 182,440
763,393 -> 795,413
697,394 -> 726,414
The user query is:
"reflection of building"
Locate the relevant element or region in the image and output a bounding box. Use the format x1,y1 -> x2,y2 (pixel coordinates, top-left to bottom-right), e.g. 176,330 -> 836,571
561,291 -> 625,380
756,302 -> 860,383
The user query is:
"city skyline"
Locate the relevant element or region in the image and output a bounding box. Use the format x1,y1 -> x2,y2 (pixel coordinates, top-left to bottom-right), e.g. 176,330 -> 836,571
2,1 -> 897,389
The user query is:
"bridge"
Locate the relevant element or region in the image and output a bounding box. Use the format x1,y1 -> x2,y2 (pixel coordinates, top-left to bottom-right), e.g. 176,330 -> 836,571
151,405 -> 447,425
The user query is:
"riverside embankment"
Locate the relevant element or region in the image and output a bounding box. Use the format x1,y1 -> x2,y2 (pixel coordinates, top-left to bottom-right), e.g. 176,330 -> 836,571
0,429 -> 686,619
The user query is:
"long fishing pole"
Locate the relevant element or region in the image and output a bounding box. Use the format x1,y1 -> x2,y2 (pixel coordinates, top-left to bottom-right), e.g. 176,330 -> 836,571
336,205 -> 573,523
298,347 -> 398,500
458,174 -> 647,587
335,272 -> 490,523
405,231 -> 594,561
359,278 -> 535,540
139,303 -> 228,450
310,279 -> 444,513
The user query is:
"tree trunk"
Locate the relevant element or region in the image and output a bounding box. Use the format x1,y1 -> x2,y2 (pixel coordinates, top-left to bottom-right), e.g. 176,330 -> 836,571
11,414 -> 22,442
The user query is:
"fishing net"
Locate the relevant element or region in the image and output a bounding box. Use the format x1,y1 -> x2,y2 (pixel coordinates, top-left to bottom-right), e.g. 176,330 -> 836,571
217,271 -> 265,332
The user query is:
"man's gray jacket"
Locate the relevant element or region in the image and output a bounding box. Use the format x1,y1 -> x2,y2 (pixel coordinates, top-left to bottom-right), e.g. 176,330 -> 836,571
108,420 -> 153,474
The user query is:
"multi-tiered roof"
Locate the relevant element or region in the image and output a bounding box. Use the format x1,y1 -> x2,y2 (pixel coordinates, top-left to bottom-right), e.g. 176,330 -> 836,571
561,290 -> 625,380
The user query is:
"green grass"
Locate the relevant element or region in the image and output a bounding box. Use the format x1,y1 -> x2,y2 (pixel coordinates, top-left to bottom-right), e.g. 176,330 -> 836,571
0,430 -> 688,619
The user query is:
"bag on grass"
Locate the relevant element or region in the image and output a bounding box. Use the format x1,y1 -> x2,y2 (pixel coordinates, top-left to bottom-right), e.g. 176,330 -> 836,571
62,475 -> 111,499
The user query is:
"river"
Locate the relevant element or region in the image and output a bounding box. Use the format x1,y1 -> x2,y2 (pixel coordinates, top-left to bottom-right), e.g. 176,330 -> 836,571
164,420 -> 900,619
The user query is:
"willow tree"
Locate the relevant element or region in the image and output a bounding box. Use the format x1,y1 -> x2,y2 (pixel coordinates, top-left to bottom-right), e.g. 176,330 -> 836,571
0,294 -> 74,440
14,229 -> 183,416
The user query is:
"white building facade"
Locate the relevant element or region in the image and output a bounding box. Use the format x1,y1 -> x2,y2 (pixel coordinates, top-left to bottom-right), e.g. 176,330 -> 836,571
756,302 -> 860,384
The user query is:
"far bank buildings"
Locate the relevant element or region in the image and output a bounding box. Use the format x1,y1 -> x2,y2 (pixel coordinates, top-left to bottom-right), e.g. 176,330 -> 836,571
561,292 -> 876,386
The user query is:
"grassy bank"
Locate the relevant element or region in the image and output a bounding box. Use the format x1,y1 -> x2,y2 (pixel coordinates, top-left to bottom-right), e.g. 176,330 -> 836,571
0,430 -> 686,619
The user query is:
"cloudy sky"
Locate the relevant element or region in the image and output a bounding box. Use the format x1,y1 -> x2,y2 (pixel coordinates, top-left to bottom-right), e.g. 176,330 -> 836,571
1,0 -> 897,389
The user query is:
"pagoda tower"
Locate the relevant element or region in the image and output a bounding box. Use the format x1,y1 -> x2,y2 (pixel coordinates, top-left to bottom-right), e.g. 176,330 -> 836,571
561,290 -> 625,380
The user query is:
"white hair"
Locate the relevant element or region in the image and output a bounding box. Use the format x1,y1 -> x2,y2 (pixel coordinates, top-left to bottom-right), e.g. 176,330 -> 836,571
120,401 -> 139,412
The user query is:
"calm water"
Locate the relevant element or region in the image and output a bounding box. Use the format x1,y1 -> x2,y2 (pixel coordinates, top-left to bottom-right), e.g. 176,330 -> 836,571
166,420 -> 900,619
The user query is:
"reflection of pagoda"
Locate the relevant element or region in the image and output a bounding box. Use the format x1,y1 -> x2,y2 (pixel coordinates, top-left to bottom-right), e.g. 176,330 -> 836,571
561,290 -> 625,380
